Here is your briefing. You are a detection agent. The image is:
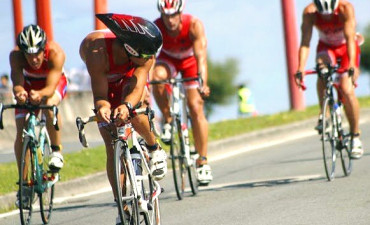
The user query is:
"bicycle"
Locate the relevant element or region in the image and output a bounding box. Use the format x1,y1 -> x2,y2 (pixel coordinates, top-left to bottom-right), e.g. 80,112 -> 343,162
149,75 -> 201,200
76,105 -> 161,225
297,63 -> 353,181
0,102 -> 60,225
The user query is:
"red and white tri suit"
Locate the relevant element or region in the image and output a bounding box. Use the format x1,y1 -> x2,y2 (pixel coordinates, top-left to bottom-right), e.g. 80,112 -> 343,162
16,43 -> 68,118
96,31 -> 136,127
314,9 -> 361,74
154,14 -> 199,88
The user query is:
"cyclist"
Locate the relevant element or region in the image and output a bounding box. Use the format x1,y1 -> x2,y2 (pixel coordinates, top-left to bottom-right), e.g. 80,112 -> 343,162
79,13 -> 167,223
151,0 -> 213,185
10,24 -> 67,206
295,0 -> 363,159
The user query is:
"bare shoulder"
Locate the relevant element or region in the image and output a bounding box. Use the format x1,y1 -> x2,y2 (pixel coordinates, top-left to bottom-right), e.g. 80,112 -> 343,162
9,48 -> 26,68
47,41 -> 66,59
189,16 -> 205,39
79,31 -> 107,60
338,0 -> 355,16
303,3 -> 317,16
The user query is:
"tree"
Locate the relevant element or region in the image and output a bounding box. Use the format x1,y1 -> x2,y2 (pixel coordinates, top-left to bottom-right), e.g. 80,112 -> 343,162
360,25 -> 370,72
205,57 -> 239,117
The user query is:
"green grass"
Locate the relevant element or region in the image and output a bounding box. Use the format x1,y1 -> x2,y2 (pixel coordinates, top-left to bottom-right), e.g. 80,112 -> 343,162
1,96 -> 370,197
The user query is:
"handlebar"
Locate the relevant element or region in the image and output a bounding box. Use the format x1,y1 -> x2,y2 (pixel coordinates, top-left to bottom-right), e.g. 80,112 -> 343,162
295,64 -> 355,91
0,103 -> 59,130
76,106 -> 159,148
149,76 -> 202,85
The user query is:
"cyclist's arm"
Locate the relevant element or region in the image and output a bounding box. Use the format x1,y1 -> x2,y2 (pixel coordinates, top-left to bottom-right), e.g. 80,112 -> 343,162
342,3 -> 357,76
116,57 -> 154,119
80,36 -> 111,123
9,50 -> 27,103
297,7 -> 314,74
191,18 -> 209,96
39,42 -> 65,98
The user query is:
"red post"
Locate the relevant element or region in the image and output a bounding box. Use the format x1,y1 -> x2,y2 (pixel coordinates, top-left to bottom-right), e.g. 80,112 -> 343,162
35,0 -> 53,41
12,0 -> 23,44
94,0 -> 107,30
281,0 -> 305,111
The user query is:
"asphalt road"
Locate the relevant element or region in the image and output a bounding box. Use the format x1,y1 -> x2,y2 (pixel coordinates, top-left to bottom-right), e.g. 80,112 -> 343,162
1,117 -> 370,225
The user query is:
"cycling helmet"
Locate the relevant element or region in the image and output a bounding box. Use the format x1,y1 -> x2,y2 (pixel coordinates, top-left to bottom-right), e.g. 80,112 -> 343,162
96,13 -> 163,58
313,0 -> 339,14
17,25 -> 47,54
157,0 -> 184,15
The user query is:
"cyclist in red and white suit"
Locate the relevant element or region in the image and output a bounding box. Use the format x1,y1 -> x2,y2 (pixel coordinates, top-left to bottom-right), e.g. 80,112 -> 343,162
295,0 -> 363,159
80,15 -> 167,223
152,0 -> 213,184
10,25 -> 67,176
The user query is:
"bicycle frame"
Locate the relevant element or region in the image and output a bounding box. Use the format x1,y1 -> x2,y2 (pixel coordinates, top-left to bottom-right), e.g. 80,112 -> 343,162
76,106 -> 161,225
25,113 -> 59,194
301,64 -> 353,180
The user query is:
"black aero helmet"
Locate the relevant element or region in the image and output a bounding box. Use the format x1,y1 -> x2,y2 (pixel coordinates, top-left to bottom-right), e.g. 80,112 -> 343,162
17,24 -> 47,54
96,13 -> 163,58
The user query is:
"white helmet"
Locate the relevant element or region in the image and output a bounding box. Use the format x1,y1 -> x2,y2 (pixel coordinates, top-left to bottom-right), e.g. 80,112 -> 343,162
313,0 -> 339,14
17,25 -> 47,54
157,0 -> 184,15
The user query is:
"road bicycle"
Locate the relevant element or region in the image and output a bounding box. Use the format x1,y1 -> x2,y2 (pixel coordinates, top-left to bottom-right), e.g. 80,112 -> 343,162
297,63 -> 353,181
149,76 -> 201,200
0,103 -> 59,225
76,105 -> 161,225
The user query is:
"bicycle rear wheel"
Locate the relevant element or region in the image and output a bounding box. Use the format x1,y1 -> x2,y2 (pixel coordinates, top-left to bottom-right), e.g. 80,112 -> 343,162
114,141 -> 139,225
39,133 -> 55,224
19,137 -> 35,225
340,135 -> 353,176
321,97 -> 336,181
170,118 -> 186,200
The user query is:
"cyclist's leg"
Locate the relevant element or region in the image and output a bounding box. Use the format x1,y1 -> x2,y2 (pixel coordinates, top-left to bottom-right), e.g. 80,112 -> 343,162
336,43 -> 363,158
129,89 -> 167,180
45,75 -> 67,170
151,59 -> 174,124
315,43 -> 335,131
14,116 -> 26,171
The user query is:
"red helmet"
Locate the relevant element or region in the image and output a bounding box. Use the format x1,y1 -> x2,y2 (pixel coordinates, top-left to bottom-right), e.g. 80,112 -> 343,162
157,0 -> 184,15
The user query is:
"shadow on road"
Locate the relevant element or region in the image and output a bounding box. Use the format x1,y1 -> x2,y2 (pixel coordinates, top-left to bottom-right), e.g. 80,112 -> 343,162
199,175 -> 325,192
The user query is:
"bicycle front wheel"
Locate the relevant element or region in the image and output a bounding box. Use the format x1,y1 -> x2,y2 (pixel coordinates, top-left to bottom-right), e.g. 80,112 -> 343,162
19,137 -> 35,225
114,141 -> 139,225
321,97 -> 336,181
340,135 -> 353,176
39,133 -> 55,224
170,118 -> 186,200
142,176 -> 161,225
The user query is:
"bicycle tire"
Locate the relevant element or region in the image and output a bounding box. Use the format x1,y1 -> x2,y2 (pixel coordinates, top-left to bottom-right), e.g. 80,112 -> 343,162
142,176 -> 161,225
340,135 -> 353,176
321,97 -> 336,181
39,132 -> 55,224
170,118 -> 186,200
114,141 -> 140,225
183,115 -> 198,195
19,136 -> 35,225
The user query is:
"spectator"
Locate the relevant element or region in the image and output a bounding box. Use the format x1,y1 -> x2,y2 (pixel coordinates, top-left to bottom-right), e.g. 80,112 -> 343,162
238,84 -> 257,117
0,74 -> 11,102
